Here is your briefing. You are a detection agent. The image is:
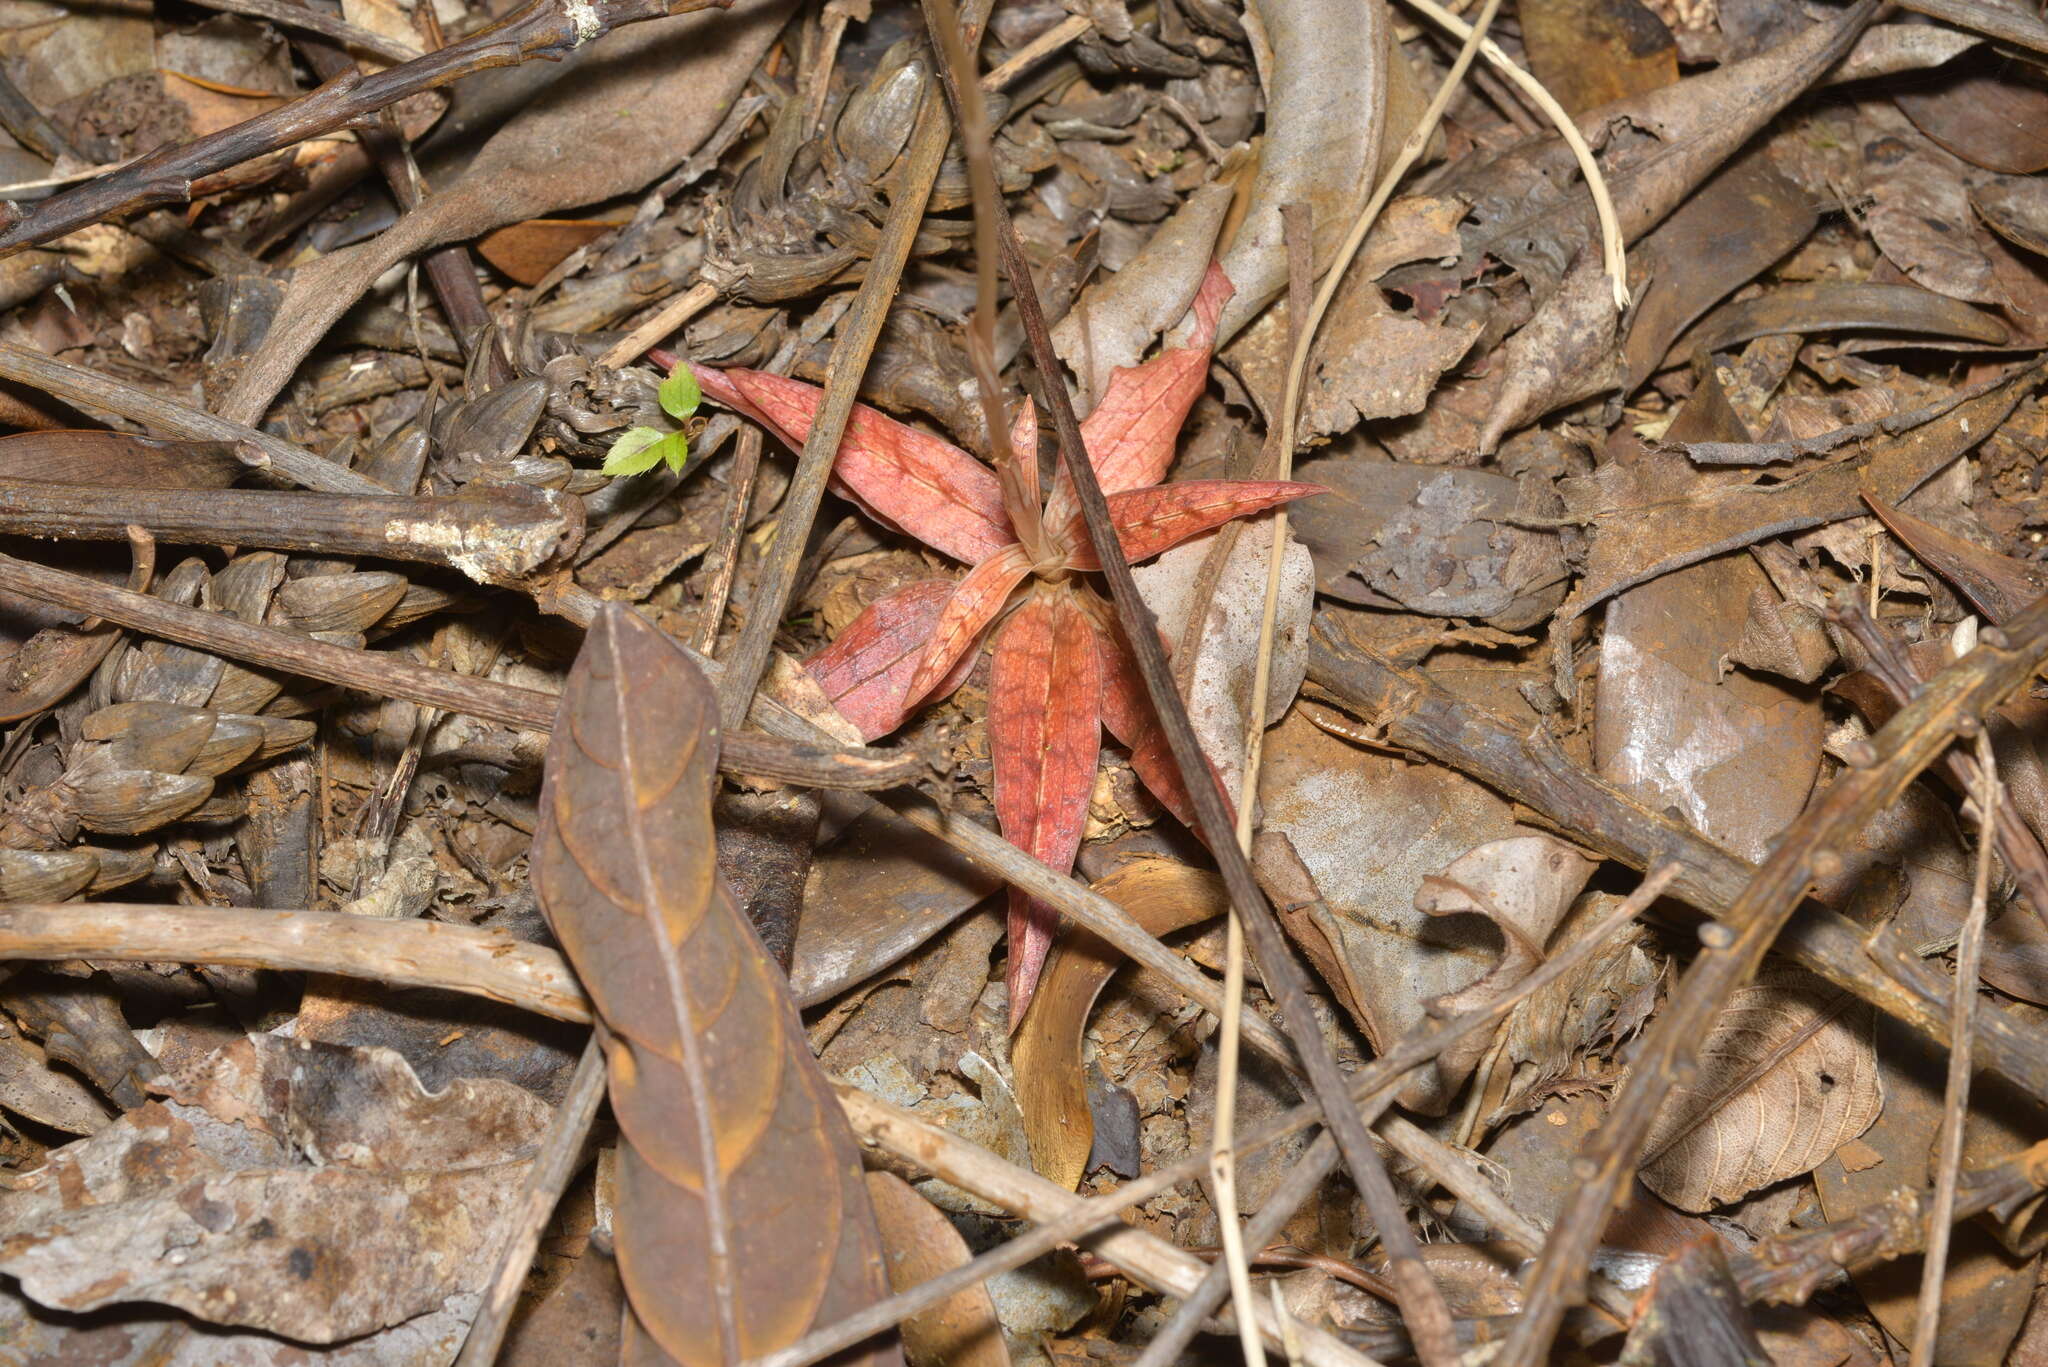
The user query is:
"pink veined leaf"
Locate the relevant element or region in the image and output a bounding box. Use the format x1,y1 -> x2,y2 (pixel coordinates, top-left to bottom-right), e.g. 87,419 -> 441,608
990,590 -> 1103,1029
1008,398 -> 1040,513
806,580 -> 971,741
695,366 -> 1015,566
1063,480 -> 1326,570
904,542 -> 1034,709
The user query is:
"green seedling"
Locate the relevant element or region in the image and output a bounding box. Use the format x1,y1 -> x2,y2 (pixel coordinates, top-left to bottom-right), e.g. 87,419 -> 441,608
603,360 -> 702,477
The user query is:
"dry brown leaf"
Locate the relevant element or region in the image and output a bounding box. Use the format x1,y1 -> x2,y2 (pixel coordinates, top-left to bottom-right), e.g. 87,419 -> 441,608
533,606 -> 898,1367
477,218 -> 627,287
0,1035 -> 549,1340
866,1171 -> 1012,1367
1012,860 -> 1226,1189
1636,966 -> 1881,1211
1519,0 -> 1677,116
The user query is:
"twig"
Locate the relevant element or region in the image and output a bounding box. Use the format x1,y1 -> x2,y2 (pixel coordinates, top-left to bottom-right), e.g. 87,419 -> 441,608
920,8 -> 1459,1363
1898,0 -> 2048,54
980,14 -> 1091,91
1910,729 -> 2000,1366
185,0 -> 424,65
0,341 -> 390,495
0,482 -> 578,580
695,428 -> 765,653
0,0 -> 731,256
712,33 -> 963,730
1304,624 -> 2048,1112
600,280 -> 718,369
454,1035 -> 608,1367
0,550 -> 927,791
1393,0 -> 1628,307
1494,592 -> 2048,1367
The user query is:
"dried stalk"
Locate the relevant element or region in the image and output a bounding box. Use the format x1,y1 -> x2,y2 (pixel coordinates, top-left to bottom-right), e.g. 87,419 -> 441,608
1495,592 -> 2048,1367
1910,729 -> 2000,1366
0,341 -> 389,496
1304,624 -> 2048,1111
920,8 -> 1460,1362
0,0 -> 732,255
0,550 -> 925,791
601,280 -> 718,369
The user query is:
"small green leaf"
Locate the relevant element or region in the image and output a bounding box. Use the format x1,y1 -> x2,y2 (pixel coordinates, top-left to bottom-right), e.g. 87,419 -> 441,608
652,430 -> 690,474
603,426 -> 669,477
658,363 -> 701,421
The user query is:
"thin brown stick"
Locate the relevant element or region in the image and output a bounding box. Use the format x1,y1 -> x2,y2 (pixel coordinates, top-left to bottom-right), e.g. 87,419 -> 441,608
712,44 -> 959,731
918,9 -> 1458,1362
601,281 -> 719,369
0,341 -> 389,496
696,428 -> 764,654
980,14 -> 1090,90
1495,592 -> 2048,1367
454,1035 -> 607,1367
0,550 -> 925,791
1910,729 -> 1999,1366
0,0 -> 732,256
187,0 -> 424,64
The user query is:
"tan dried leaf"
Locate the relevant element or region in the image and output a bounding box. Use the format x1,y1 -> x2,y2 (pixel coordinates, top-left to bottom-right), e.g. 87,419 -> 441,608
1636,966 -> 1881,1211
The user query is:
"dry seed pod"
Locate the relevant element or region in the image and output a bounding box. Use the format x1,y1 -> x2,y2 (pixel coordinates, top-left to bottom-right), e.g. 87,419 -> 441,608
207,662 -> 287,716
187,715 -> 265,778
69,768 -> 212,835
97,713 -> 217,778
0,848 -> 97,900
377,581 -> 468,632
77,845 -> 153,893
277,572 -> 410,634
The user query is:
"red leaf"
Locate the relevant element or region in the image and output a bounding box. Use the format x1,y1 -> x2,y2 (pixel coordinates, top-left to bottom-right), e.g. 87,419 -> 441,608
696,366 -> 1014,566
805,580 -> 967,741
1063,480 -> 1325,570
990,590 -> 1102,1028
1041,265 -> 1236,529
905,542 -> 1033,709
1093,621 -> 1234,833
1008,397 -> 1040,512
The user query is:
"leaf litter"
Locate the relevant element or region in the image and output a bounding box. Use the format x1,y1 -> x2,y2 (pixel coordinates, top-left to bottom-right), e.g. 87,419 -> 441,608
0,0 -> 2043,1363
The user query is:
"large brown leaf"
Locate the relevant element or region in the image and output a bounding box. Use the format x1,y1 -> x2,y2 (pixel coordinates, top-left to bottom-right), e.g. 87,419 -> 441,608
533,606 -> 898,1367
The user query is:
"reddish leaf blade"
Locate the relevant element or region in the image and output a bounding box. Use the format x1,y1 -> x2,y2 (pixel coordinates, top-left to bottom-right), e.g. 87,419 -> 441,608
1010,397 -> 1040,510
990,590 -> 1103,1029
696,366 -> 1014,566
1042,264 -> 1237,530
1093,619 -> 1234,832
905,542 -> 1033,708
1063,479 -> 1324,570
534,606 -> 898,1367
804,579 -> 964,741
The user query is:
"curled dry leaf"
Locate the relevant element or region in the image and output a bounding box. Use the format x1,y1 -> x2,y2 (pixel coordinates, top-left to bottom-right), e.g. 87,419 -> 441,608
1635,966 -> 1881,1212
0,1035 -> 549,1340
1413,835 -> 1596,1101
1012,860 -> 1227,1189
532,605 -> 898,1367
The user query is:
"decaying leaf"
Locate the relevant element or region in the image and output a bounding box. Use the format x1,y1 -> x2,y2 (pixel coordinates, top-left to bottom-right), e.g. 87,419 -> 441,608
1636,966 -> 1881,1211
1013,860 -> 1226,1189
0,1035 -> 549,1340
532,606 -> 899,1367
866,1171 -> 1012,1367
